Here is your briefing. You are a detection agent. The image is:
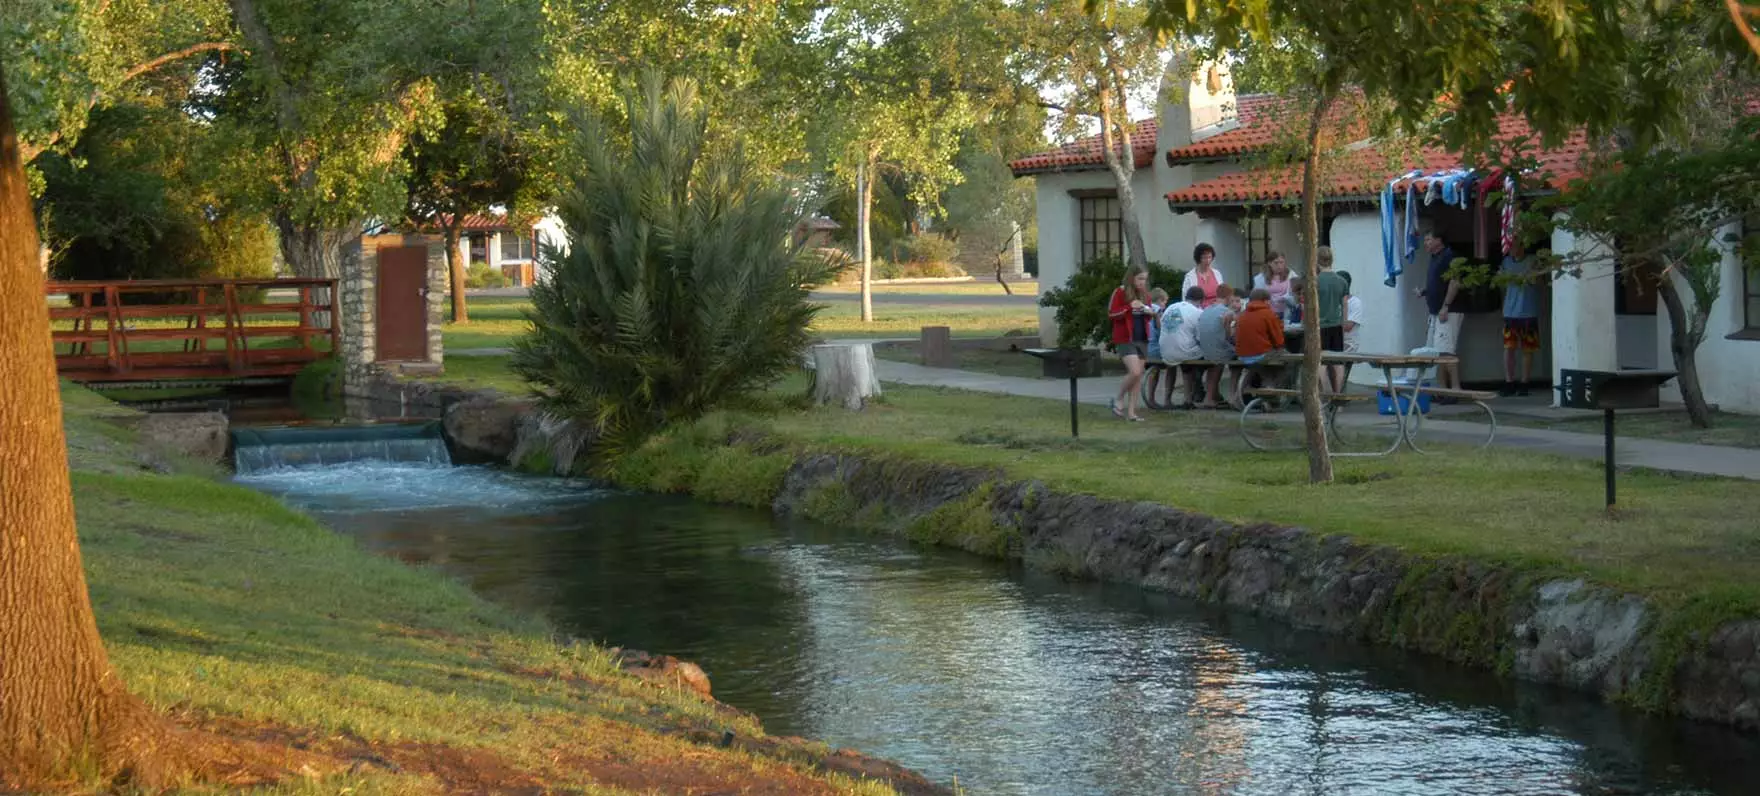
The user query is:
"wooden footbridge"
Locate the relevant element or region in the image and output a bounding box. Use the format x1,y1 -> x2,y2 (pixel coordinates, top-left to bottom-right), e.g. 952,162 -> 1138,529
46,278 -> 340,383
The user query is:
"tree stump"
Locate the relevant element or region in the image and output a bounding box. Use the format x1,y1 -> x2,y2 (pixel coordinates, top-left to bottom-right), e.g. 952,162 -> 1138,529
811,343 -> 882,410
921,325 -> 953,368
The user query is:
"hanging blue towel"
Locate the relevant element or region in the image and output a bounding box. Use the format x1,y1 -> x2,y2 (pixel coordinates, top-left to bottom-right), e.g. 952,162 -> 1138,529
1382,170 -> 1421,288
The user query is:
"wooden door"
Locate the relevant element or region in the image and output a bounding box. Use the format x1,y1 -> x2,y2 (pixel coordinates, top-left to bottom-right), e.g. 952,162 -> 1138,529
376,245 -> 428,361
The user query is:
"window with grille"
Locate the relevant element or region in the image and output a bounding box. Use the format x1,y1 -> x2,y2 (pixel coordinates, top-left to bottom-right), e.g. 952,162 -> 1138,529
500,231 -> 536,262
1078,195 -> 1123,265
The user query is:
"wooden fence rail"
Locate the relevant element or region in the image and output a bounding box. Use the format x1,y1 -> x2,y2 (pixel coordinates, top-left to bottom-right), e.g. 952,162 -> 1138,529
45,278 -> 340,382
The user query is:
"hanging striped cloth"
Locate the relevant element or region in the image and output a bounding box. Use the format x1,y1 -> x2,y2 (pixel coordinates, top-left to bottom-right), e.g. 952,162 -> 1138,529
1500,173 -> 1518,254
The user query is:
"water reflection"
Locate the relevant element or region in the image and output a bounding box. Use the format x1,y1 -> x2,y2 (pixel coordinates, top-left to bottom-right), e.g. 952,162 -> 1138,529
239,463 -> 1760,796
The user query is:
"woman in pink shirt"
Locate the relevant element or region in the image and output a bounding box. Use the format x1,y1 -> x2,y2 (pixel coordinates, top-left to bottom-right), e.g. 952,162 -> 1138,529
1181,243 -> 1222,308
1252,251 -> 1295,319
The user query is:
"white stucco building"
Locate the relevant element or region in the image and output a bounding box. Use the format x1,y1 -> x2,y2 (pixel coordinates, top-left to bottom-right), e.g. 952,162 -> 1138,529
1011,66 -> 1760,413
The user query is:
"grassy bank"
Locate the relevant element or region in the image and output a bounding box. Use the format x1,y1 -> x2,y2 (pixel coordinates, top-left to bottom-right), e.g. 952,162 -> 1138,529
60,383 -> 914,794
444,295 -> 1038,351
586,377 -> 1760,617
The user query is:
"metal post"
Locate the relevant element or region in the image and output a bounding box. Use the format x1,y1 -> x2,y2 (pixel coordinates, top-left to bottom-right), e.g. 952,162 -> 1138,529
1604,408 -> 1616,508
1069,376 -> 1080,438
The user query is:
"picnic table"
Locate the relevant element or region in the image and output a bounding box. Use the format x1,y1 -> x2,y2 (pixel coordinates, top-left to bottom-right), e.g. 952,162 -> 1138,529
1237,351 -> 1501,456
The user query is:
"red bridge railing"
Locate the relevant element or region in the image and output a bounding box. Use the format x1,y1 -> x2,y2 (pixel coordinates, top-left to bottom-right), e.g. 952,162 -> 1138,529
45,278 -> 340,382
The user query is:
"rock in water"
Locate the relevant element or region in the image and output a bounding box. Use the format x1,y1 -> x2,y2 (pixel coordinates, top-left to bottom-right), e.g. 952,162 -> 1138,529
610,648 -> 713,698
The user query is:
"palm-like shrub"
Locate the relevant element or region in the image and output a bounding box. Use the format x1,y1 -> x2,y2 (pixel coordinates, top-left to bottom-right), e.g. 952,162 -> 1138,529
511,75 -> 835,459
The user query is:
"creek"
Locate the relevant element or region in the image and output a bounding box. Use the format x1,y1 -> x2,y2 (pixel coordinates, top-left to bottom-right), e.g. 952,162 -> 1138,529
232,447 -> 1760,795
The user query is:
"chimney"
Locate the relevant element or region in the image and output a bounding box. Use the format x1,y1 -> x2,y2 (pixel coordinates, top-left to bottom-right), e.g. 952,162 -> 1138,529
1155,51 -> 1241,156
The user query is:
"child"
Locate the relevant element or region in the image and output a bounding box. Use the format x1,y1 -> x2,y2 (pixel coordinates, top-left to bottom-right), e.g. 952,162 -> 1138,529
1195,284 -> 1238,409
1232,288 -> 1286,404
1147,287 -> 1169,341
1159,286 -> 1206,407
1234,288 -> 1286,366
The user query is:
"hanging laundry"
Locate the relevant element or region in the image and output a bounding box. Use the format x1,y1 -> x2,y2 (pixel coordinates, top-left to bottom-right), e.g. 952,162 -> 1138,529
1501,173 -> 1518,254
1472,170 -> 1502,259
1422,169 -> 1475,209
1403,178 -> 1421,265
1381,170 -> 1422,287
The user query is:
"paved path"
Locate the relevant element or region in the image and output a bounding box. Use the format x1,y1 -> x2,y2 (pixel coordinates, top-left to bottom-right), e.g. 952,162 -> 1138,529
866,358 -> 1760,481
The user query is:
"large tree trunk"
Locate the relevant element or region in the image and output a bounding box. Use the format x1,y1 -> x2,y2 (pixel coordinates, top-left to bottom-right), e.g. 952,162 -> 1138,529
274,216 -> 352,281
858,155 -> 874,323
0,64 -> 184,791
444,222 -> 468,324
1097,76 -> 1149,269
1653,264 -> 1714,428
1297,91 -> 1336,484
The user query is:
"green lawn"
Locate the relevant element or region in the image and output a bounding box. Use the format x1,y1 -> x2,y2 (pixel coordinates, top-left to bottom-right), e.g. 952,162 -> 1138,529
443,295 -> 1040,351
58,382 -> 904,795
814,280 -> 1039,296
1500,409 -> 1760,450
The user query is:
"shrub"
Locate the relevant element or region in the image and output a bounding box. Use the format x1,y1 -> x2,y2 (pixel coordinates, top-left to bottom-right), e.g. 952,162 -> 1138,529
510,74 -> 837,460
464,261 -> 511,289
897,233 -> 960,267
1037,255 -> 1185,348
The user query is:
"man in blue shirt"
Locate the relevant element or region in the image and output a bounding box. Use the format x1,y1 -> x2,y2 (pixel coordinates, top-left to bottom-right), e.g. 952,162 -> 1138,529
1415,230 -> 1463,390
1500,240 -> 1543,396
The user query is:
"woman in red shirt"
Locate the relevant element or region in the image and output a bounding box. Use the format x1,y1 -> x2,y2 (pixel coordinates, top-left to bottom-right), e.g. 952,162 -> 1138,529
1109,264 -> 1153,421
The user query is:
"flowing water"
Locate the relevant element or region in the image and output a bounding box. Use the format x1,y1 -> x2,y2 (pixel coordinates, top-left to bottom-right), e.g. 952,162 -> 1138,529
234,454 -> 1760,796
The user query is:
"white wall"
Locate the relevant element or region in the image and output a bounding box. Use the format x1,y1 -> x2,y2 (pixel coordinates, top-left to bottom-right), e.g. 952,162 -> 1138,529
533,213 -> 569,281
1550,221 -> 1620,403
1332,213 -> 1419,385
1032,168 -> 1189,344
1657,221 -> 1760,413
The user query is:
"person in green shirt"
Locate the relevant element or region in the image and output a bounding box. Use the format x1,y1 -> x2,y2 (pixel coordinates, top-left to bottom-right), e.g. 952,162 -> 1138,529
1314,246 -> 1351,391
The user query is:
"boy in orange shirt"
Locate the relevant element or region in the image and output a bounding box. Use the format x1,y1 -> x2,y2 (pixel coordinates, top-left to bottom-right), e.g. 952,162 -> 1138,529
1233,288 -> 1286,404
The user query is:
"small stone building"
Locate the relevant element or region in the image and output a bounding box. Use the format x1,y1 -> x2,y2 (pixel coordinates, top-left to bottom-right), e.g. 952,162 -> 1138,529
339,232 -> 447,395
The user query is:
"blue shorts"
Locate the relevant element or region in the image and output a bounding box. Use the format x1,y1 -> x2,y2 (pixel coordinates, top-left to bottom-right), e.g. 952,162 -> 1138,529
1239,354 -> 1266,366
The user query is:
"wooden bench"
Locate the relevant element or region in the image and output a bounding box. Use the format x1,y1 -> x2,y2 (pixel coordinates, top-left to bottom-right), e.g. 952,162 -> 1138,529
1142,358 -> 1240,410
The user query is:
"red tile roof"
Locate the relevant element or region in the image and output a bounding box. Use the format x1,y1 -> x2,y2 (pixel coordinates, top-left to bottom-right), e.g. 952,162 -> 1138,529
1008,119 -> 1161,176
1166,116 -> 1597,208
424,213 -> 538,232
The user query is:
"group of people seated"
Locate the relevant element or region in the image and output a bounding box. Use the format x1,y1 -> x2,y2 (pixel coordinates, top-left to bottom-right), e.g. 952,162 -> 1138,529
1107,243 -> 1360,421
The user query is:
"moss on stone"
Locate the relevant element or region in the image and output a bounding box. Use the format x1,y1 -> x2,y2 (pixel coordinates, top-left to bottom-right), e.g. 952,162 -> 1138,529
903,483 -> 1021,558
693,446 -> 791,509
1627,591 -> 1753,712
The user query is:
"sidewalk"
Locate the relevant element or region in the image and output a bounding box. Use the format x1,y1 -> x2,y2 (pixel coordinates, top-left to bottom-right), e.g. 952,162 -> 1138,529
867,358 -> 1760,481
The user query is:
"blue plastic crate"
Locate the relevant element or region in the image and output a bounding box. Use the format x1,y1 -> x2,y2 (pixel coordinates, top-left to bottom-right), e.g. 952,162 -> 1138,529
1376,382 -> 1432,415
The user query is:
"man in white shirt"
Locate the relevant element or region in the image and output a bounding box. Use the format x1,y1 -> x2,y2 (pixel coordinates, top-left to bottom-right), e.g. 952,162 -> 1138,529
1341,272 -> 1365,384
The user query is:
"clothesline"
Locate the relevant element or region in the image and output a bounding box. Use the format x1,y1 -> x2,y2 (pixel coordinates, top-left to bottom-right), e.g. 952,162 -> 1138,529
1377,167 -> 1533,288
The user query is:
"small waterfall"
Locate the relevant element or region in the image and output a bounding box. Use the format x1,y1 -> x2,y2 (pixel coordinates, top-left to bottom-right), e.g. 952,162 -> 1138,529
232,422 -> 451,474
